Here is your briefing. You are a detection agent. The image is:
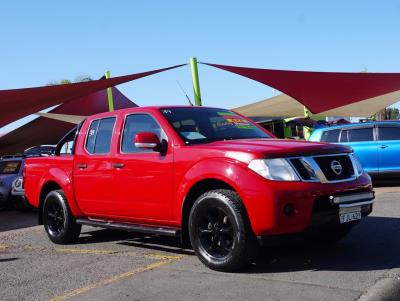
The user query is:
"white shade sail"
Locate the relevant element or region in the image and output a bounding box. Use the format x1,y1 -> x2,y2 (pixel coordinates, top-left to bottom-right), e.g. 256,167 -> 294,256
35,112 -> 87,124
234,91 -> 400,118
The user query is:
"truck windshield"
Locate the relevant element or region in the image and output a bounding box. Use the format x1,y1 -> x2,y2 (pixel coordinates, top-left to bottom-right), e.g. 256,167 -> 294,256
0,161 -> 21,175
160,107 -> 270,144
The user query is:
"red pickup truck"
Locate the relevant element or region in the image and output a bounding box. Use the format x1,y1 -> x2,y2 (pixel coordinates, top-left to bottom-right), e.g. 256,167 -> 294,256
24,106 -> 374,271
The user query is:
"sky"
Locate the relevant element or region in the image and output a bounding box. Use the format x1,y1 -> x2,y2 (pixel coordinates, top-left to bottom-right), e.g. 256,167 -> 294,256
1,0 -> 400,133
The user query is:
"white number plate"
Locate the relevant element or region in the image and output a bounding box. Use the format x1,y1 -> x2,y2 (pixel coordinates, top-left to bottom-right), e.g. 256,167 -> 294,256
339,211 -> 362,224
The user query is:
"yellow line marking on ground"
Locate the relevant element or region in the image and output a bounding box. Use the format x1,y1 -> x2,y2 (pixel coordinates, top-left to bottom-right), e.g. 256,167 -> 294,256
54,248 -> 117,255
49,256 -> 184,301
0,245 -> 182,259
145,253 -> 185,260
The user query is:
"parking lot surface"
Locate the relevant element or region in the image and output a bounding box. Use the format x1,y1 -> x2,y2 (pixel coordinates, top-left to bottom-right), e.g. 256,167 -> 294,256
1,186 -> 399,301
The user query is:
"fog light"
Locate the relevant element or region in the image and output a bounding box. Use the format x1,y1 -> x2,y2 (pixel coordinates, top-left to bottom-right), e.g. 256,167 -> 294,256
283,203 -> 295,216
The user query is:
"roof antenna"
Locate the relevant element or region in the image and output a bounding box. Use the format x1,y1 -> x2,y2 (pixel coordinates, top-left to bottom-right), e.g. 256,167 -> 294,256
176,80 -> 194,106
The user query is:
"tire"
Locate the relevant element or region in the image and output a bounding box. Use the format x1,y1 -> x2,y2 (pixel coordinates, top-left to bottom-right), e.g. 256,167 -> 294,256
42,190 -> 81,244
188,189 -> 259,272
13,196 -> 32,212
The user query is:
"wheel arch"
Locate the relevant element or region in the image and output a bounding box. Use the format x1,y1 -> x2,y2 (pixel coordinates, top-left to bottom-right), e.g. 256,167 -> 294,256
38,181 -> 62,224
180,178 -> 249,247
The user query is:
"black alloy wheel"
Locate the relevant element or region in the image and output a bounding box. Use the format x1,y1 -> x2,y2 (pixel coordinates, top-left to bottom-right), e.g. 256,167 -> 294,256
197,207 -> 235,258
43,190 -> 81,244
46,199 -> 65,237
189,189 -> 259,272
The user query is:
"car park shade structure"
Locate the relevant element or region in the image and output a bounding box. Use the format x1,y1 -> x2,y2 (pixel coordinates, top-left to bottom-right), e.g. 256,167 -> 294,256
203,62 -> 400,115
233,91 -> 400,118
0,87 -> 136,156
0,64 -> 185,128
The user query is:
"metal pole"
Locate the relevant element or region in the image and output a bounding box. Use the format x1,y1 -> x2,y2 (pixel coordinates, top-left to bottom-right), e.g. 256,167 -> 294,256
303,106 -> 312,139
190,57 -> 202,106
105,71 -> 114,112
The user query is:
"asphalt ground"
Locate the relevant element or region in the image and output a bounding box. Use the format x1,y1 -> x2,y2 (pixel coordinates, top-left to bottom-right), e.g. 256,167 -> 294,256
0,186 -> 399,301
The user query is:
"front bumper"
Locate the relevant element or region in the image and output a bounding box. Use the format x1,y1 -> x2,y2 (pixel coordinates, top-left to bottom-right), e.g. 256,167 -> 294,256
0,187 -> 11,204
308,191 -> 374,230
241,172 -> 373,236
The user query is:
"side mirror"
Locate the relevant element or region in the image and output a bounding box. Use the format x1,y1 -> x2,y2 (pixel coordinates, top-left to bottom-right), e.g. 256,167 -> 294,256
134,132 -> 161,151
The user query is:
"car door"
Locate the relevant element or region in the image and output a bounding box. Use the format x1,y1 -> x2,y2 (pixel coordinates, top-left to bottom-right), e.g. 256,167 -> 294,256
113,113 -> 173,223
339,126 -> 378,174
73,116 -> 119,217
376,124 -> 400,175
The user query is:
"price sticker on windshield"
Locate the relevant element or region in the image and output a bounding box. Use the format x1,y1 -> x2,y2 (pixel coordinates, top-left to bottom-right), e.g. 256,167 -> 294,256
217,112 -> 255,129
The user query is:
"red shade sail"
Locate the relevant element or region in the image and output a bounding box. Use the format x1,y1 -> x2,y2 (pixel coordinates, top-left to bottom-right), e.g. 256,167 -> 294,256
0,87 -> 137,156
203,63 -> 400,114
0,64 -> 184,128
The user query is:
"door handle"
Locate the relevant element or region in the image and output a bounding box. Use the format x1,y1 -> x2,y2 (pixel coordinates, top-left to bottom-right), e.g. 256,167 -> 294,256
77,163 -> 87,169
113,163 -> 125,169
379,145 -> 388,149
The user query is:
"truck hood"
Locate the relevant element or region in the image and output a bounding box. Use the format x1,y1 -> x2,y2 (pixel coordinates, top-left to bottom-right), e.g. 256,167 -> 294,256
198,138 -> 352,159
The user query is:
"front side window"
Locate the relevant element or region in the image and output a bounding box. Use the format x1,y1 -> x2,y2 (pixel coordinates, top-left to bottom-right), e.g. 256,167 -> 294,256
320,129 -> 340,142
121,114 -> 163,153
341,127 -> 373,142
160,107 -> 270,144
85,117 -> 116,154
378,126 -> 400,141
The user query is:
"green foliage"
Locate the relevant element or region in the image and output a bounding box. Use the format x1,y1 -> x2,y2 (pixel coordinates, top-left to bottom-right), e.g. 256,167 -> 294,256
375,107 -> 400,120
47,75 -> 93,86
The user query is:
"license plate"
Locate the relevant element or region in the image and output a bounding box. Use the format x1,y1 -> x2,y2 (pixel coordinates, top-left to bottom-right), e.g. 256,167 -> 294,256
339,211 -> 362,224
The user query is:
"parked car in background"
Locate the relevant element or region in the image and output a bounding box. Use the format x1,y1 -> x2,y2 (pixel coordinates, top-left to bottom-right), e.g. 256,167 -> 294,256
0,145 -> 55,210
23,145 -> 56,157
11,176 -> 31,212
0,156 -> 24,206
309,121 -> 400,178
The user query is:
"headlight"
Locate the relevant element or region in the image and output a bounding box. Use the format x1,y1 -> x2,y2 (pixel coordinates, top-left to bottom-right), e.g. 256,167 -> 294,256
350,153 -> 363,176
248,158 -> 300,181
14,178 -> 22,188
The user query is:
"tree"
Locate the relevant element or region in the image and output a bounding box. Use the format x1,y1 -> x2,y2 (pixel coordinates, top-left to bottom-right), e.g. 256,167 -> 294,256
375,107 -> 400,120
47,75 -> 92,86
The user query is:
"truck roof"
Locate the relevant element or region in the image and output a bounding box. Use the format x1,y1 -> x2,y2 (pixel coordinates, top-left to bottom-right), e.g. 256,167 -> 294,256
86,105 -> 228,120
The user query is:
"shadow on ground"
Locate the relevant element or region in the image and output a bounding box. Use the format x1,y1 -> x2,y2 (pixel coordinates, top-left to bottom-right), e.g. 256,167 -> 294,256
0,258 -> 19,263
77,215 -> 400,274
79,228 -> 194,255
373,178 -> 400,187
244,216 -> 400,274
0,208 -> 37,232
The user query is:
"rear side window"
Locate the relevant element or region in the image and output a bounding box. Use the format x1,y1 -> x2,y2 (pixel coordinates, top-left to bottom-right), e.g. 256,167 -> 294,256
378,126 -> 400,141
85,117 -> 116,154
121,114 -> 163,153
340,128 -> 373,142
320,129 -> 340,142
0,161 -> 21,174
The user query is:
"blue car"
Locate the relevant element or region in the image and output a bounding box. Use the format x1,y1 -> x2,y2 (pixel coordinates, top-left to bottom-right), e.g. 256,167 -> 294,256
309,121 -> 400,177
0,156 -> 24,205
0,145 -> 55,208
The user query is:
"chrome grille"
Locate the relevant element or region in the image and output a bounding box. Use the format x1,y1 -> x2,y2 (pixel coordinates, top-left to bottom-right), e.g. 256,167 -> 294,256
289,153 -> 358,183
313,155 -> 354,181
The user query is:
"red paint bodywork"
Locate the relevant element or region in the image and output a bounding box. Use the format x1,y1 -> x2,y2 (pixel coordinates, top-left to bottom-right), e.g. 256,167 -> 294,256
24,106 -> 373,237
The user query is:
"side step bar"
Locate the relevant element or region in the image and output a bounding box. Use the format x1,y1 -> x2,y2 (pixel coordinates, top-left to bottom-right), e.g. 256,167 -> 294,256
76,219 -> 180,237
